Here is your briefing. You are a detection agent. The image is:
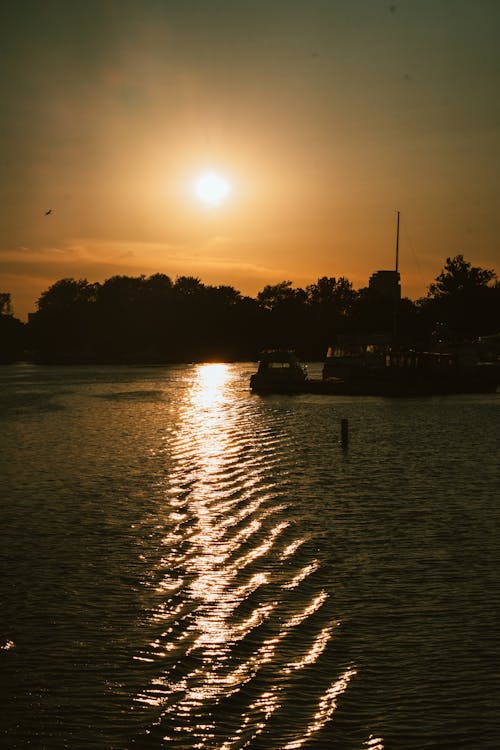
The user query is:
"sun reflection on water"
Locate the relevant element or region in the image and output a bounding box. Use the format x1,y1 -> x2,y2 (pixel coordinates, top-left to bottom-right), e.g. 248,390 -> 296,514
190,362 -> 230,409
133,362 -> 361,747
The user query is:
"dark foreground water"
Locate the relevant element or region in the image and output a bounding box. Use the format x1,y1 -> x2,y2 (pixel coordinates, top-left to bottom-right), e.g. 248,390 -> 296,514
0,363 -> 499,750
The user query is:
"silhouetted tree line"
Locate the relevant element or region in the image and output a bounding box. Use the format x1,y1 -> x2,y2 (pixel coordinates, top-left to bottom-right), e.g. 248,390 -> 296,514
0,293 -> 27,363
1,255 -> 499,364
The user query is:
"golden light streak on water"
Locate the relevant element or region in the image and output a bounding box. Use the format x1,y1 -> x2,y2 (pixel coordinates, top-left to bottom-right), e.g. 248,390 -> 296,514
283,591 -> 329,629
131,364 -> 357,747
280,668 -> 357,750
363,735 -> 385,749
222,592 -> 333,682
219,690 -> 283,750
282,560 -> 320,589
232,520 -> 290,570
134,364 -> 296,722
280,538 -> 307,558
283,625 -> 335,673
219,607 -> 346,749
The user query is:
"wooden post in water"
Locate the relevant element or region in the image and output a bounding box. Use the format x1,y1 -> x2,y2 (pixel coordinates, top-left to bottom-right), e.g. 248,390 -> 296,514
341,418 -> 349,449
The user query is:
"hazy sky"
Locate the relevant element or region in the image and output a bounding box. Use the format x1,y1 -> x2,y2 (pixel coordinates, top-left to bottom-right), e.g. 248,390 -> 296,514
1,0 -> 499,319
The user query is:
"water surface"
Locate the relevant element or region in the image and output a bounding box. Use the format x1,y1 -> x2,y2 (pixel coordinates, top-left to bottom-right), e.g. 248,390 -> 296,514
0,364 -> 499,749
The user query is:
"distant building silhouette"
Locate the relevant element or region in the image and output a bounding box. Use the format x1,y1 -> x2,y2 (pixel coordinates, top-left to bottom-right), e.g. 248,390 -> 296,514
369,270 -> 401,300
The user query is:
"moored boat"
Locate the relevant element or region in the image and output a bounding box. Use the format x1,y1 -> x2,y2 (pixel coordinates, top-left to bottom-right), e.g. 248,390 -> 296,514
320,345 -> 499,395
250,350 -> 307,393
249,346 -> 498,396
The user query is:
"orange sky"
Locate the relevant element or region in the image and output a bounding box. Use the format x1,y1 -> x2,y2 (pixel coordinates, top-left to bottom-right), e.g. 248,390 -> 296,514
1,0 -> 499,320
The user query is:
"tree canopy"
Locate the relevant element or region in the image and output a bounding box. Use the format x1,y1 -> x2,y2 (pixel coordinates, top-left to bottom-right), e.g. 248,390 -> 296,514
427,255 -> 496,298
0,292 -> 25,362
421,255 -> 499,343
1,255 -> 498,364
0,293 -> 12,316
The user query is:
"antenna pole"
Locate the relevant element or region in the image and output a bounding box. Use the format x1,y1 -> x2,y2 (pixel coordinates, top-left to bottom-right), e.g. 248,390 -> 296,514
395,210 -> 400,273
392,210 -> 400,348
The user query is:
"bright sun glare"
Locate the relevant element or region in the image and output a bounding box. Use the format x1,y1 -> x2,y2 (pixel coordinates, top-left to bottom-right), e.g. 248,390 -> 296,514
193,363 -> 230,408
194,171 -> 231,207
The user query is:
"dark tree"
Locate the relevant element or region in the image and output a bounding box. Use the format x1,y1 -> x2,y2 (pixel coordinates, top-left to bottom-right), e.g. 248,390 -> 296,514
96,275 -> 149,361
421,255 -> 499,342
30,278 -> 99,362
174,276 -> 205,297
25,256 -> 497,364
428,255 -> 496,298
305,276 -> 355,315
0,292 -> 13,316
303,276 -> 357,357
257,281 -> 306,311
37,278 -> 99,311
0,292 -> 26,363
256,281 -> 308,353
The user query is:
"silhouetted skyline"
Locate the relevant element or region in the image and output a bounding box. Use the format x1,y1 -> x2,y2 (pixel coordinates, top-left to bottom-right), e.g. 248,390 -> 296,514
0,254 -> 494,365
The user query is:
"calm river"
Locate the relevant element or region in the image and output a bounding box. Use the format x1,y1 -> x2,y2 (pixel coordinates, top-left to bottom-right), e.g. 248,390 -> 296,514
0,363 -> 499,749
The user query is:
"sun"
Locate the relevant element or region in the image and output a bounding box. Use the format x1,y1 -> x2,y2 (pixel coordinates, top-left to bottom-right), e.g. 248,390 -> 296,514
194,171 -> 232,207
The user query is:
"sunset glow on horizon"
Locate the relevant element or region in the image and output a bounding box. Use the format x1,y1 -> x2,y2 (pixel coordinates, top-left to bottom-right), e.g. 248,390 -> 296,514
1,1 -> 499,320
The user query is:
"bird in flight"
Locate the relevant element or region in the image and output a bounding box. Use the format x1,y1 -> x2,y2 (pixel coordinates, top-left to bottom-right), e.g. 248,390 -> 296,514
45,209 -> 53,215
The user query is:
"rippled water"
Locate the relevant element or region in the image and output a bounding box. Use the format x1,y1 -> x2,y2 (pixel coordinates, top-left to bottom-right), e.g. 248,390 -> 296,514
0,363 -> 499,749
